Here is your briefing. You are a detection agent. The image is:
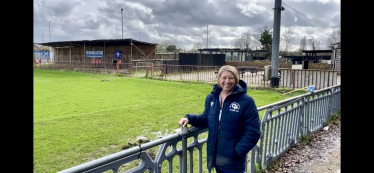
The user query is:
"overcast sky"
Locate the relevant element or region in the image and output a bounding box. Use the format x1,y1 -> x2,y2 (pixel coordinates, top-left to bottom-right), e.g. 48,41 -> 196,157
33,0 -> 340,51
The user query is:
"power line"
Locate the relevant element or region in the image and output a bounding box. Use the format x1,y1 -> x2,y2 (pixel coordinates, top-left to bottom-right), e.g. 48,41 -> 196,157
282,2 -> 337,30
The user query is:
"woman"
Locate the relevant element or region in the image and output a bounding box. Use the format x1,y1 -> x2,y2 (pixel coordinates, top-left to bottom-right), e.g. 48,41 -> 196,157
178,65 -> 261,173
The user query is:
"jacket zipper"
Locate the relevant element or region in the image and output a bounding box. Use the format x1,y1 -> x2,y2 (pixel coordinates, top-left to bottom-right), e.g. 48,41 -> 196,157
212,92 -> 235,169
213,98 -> 224,168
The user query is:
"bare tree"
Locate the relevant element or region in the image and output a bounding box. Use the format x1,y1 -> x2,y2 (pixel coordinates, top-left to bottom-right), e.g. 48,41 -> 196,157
299,36 -> 307,52
326,29 -> 341,48
232,36 -> 244,49
241,32 -> 251,51
190,41 -> 205,52
280,27 -> 296,54
232,32 -> 252,50
251,33 -> 262,50
308,37 -> 321,50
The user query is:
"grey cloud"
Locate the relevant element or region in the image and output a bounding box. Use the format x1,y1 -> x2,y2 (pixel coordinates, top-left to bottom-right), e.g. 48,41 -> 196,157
45,0 -> 82,17
85,19 -> 101,29
281,1 -> 340,29
34,0 -> 340,49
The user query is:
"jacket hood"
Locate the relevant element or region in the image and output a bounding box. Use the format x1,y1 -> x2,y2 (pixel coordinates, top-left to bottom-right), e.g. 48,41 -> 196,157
211,80 -> 247,95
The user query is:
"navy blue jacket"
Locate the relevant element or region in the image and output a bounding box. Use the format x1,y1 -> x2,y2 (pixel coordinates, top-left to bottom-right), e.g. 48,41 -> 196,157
185,80 -> 261,172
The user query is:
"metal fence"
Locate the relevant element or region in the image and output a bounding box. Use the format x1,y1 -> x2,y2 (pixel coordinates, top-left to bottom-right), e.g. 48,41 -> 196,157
57,84 -> 341,173
34,62 -> 340,91
146,65 -> 340,90
256,85 -> 341,169
162,65 -> 219,82
33,61 -> 134,75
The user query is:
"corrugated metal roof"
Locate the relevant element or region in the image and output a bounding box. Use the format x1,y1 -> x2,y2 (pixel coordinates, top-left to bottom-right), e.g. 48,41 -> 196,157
34,38 -> 158,47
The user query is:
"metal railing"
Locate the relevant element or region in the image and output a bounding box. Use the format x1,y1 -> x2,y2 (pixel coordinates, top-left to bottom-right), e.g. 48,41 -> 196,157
34,62 -> 340,90
33,61 -> 135,75
256,85 -> 341,168
58,84 -> 341,173
146,65 -> 340,90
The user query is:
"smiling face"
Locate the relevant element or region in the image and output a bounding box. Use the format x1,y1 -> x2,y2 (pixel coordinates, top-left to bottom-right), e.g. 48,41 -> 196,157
219,71 -> 236,92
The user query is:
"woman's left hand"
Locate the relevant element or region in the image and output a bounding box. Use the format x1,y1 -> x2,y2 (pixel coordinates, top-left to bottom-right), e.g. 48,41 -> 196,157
178,118 -> 189,127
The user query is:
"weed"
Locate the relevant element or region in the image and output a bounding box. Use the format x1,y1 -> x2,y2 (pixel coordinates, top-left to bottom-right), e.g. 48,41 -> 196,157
301,136 -> 311,145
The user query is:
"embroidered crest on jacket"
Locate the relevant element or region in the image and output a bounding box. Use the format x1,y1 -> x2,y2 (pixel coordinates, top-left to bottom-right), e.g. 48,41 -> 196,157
229,102 -> 240,112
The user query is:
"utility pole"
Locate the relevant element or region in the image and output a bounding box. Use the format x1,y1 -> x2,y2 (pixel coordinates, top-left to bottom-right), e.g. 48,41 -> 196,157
49,21 -> 52,62
49,21 -> 51,42
121,8 -> 123,39
207,26 -> 208,48
270,0 -> 282,87
139,32 -> 141,41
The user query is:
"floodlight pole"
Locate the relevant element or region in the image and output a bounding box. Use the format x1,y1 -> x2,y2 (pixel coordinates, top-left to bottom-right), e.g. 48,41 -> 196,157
121,8 -> 123,39
271,0 -> 282,87
49,21 -> 51,42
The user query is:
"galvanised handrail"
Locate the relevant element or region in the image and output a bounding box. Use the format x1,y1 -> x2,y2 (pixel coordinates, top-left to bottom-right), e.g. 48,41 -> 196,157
58,84 -> 341,173
256,85 -> 341,168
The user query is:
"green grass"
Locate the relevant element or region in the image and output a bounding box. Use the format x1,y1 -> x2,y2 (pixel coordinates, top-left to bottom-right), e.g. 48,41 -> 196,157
33,69 -> 306,173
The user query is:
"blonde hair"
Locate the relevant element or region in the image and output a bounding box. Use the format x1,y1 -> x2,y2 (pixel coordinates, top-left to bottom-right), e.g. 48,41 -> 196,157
217,65 -> 239,88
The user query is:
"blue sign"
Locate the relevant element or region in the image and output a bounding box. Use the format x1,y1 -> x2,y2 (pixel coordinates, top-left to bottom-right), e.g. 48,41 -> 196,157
86,50 -> 104,58
115,50 -> 122,59
308,85 -> 315,92
34,51 -> 50,59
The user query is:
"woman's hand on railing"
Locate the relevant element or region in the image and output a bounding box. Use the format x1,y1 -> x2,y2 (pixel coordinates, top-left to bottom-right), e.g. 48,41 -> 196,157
178,118 -> 189,127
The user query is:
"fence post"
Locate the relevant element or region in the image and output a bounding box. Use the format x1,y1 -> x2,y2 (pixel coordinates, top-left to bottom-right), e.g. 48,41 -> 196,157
116,63 -> 119,74
197,66 -> 199,81
305,93 -> 311,137
329,88 -> 334,119
162,67 -> 166,80
263,72 -> 265,88
308,70 -> 310,87
249,146 -> 259,173
164,64 -> 167,78
293,70 -> 295,90
319,71 -> 322,90
298,70 -> 300,88
182,127 -> 188,173
281,69 -> 284,87
287,69 -> 289,88
146,65 -> 149,77
304,70 -> 306,88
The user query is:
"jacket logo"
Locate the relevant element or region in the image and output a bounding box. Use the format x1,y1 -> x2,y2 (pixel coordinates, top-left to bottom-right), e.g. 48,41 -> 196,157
229,102 -> 240,112
211,102 -> 214,106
